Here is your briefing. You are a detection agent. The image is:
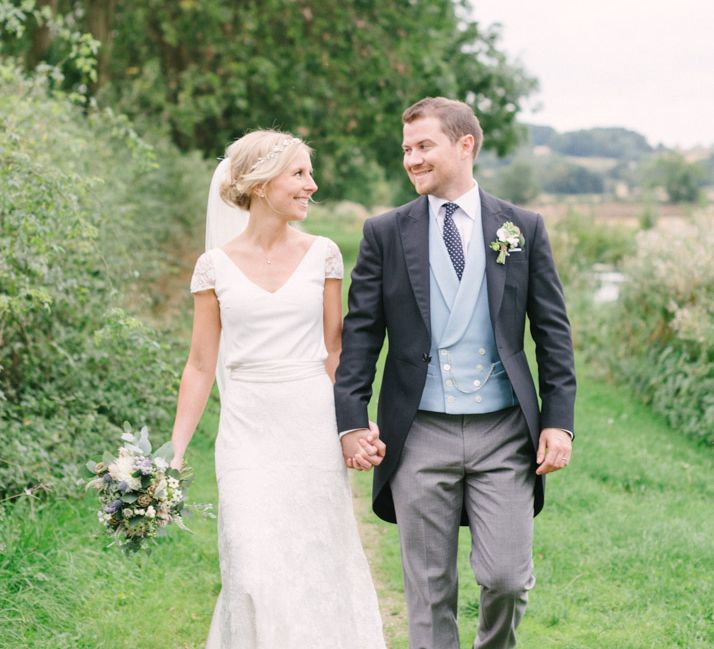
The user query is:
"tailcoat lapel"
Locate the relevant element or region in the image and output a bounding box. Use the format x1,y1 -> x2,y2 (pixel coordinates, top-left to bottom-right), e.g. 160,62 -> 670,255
398,196 -> 431,336
480,189 -> 507,320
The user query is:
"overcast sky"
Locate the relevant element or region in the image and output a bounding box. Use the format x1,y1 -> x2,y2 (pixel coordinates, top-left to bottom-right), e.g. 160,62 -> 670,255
472,0 -> 714,149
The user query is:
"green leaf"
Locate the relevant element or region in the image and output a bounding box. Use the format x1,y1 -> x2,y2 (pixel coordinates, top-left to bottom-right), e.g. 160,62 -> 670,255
153,440 -> 174,463
137,426 -> 152,455
86,460 -> 97,473
120,493 -> 138,503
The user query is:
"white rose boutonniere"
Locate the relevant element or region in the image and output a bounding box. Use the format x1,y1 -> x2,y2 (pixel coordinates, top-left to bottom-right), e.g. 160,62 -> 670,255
489,221 -> 525,264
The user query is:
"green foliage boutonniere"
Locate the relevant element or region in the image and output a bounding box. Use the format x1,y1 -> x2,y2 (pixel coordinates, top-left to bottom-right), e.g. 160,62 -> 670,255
489,221 -> 525,264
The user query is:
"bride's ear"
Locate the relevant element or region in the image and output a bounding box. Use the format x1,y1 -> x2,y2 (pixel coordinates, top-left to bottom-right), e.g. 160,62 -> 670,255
253,185 -> 266,199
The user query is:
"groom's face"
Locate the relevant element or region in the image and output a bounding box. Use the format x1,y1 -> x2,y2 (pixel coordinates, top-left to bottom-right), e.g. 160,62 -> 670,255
402,116 -> 472,199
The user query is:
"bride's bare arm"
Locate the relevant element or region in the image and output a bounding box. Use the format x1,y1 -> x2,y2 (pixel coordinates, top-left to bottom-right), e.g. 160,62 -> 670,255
170,290 -> 221,469
323,278 -> 343,383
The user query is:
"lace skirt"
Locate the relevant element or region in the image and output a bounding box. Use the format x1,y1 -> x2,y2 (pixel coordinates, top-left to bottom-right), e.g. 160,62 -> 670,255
205,368 -> 385,649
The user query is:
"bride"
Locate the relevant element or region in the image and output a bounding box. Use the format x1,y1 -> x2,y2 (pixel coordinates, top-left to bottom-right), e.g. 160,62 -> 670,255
169,130 -> 387,648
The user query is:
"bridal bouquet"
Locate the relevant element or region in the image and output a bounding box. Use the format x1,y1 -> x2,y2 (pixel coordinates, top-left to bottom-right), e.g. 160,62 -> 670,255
86,425 -> 205,554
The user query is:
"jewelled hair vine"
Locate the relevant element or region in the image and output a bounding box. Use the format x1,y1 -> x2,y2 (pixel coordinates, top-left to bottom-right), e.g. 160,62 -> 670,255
248,137 -> 302,173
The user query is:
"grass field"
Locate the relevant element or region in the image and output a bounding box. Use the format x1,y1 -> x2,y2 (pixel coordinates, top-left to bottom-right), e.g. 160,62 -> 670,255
354,362 -> 714,648
2,216 -> 712,648
3,359 -> 712,648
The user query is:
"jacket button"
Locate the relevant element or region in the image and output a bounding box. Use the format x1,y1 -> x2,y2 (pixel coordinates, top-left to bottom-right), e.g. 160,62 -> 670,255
422,353 -> 431,363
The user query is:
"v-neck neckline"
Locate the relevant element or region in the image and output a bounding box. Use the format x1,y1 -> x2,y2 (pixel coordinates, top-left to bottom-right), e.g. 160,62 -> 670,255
216,237 -> 320,295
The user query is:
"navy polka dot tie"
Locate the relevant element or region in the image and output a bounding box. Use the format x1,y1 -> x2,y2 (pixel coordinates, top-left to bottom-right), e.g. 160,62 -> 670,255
442,202 -> 465,280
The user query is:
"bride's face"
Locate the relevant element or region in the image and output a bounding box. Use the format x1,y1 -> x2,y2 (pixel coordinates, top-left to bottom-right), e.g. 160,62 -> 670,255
264,149 -> 317,221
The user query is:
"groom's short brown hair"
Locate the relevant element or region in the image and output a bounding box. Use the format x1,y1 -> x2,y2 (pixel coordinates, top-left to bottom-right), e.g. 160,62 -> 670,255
402,97 -> 483,158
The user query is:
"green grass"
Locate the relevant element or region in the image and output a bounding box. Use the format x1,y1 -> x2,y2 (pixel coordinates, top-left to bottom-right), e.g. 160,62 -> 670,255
0,405 -> 221,649
354,361 -> 714,648
2,212 -> 713,648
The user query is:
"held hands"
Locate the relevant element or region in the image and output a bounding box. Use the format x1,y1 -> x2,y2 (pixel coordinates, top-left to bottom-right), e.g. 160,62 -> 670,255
536,428 -> 572,475
341,421 -> 386,471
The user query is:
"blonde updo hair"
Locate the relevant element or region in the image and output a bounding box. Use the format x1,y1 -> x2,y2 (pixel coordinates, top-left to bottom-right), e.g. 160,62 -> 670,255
219,130 -> 311,209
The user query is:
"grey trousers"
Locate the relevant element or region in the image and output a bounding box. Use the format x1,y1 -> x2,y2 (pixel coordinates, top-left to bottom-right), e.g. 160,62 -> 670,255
390,407 -> 536,649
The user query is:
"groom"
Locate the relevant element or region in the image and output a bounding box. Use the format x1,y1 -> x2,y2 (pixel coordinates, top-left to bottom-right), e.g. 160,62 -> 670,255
335,97 -> 576,649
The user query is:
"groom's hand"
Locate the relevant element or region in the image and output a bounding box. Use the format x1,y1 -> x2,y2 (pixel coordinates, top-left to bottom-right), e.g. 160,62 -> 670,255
536,428 -> 572,475
341,422 -> 386,471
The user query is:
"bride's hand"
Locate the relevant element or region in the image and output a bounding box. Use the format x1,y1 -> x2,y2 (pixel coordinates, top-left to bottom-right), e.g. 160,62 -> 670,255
342,421 -> 386,471
170,456 -> 184,471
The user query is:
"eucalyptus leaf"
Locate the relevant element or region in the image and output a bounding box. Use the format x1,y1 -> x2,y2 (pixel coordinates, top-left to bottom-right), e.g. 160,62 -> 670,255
121,493 -> 139,503
123,443 -> 144,455
153,440 -> 174,462
86,460 -> 97,473
102,451 -> 115,466
137,426 -> 152,455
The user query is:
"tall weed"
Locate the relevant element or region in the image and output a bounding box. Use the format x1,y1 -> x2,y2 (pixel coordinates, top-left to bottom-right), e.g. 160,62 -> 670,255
578,217 -> 714,443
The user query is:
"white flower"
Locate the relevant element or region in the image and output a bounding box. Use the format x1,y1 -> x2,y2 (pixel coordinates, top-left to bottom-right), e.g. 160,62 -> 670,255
154,457 -> 168,471
496,227 -> 507,241
108,448 -> 141,491
122,508 -> 134,518
135,508 -> 145,516
145,506 -> 156,519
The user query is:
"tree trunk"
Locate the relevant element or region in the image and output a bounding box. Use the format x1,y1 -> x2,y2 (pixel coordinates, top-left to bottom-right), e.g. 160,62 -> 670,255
86,0 -> 118,89
27,0 -> 58,68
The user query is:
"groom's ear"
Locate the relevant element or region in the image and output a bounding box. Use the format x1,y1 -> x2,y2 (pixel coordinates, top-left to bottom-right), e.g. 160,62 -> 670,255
459,134 -> 475,160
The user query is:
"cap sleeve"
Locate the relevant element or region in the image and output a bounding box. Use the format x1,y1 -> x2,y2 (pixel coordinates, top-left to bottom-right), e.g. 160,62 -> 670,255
190,251 -> 216,293
324,238 -> 344,280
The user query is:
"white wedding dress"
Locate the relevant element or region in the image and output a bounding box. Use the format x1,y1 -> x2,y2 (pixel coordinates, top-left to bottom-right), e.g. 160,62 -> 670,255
190,235 -> 386,649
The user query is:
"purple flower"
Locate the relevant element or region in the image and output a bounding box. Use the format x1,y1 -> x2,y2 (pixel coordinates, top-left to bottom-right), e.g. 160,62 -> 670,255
135,457 -> 153,476
102,473 -> 112,484
104,499 -> 122,514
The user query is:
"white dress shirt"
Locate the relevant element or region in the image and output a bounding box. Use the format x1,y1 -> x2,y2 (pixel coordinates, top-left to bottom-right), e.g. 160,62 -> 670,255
428,180 -> 480,254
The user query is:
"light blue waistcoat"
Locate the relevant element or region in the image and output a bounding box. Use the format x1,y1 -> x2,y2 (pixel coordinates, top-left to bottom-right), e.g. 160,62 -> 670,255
418,207 -> 518,414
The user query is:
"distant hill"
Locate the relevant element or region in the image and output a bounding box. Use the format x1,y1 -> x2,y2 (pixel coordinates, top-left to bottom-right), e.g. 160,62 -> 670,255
526,125 -> 653,160
477,122 -> 712,202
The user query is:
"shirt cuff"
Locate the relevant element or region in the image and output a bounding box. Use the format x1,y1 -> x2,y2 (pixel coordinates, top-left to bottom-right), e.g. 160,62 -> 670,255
561,429 -> 574,440
338,428 -> 363,439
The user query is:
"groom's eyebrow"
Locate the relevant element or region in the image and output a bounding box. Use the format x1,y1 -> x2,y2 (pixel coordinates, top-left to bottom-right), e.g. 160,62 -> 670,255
402,139 -> 433,150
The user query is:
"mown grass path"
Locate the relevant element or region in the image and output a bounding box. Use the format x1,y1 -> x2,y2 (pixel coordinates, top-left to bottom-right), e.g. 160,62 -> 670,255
356,361 -> 714,648
2,360 -> 712,648
2,219 -> 712,647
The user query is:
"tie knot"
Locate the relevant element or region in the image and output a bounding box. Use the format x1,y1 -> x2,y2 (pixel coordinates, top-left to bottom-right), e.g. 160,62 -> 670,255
443,202 -> 458,219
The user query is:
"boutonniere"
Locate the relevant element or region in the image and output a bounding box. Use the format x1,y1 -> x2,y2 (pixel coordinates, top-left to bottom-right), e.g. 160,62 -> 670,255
489,222 -> 525,264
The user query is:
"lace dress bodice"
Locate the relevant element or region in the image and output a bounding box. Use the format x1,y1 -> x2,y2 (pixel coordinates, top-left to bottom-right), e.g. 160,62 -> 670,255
190,236 -> 343,370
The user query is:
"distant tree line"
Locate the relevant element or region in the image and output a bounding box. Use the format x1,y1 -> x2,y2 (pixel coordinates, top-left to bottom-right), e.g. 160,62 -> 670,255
483,124 -> 711,204
529,125 -> 653,159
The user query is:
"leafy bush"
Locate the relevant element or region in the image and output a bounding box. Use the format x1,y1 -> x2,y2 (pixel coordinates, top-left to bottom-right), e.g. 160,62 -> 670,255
643,152 -> 705,204
542,161 -> 605,195
548,209 -> 635,286
0,64 -> 210,500
578,217 -> 714,444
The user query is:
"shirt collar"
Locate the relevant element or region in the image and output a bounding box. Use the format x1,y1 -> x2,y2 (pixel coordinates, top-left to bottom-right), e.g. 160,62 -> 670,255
428,180 -> 480,221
